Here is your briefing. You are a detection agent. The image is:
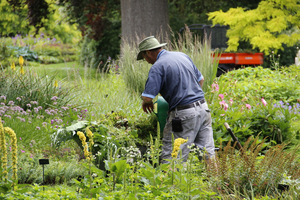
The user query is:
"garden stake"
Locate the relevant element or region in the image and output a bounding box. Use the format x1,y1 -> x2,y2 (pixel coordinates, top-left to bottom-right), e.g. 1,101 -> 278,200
39,159 -> 49,191
224,123 -> 243,151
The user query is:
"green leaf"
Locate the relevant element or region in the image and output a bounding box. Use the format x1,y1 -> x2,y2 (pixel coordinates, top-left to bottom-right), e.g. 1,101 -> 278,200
66,120 -> 88,132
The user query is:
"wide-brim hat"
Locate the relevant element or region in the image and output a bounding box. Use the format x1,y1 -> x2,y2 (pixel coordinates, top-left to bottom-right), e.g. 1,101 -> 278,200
137,36 -> 167,60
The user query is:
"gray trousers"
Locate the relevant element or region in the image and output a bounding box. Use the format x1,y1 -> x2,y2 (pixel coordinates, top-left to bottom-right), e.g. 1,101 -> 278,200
160,102 -> 215,163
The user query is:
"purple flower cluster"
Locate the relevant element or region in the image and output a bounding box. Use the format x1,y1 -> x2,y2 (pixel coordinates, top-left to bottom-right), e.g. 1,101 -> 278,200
12,33 -> 60,47
274,101 -> 300,115
0,95 -> 89,130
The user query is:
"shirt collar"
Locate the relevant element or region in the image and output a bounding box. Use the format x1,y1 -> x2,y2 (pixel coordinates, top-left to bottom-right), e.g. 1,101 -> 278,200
156,49 -> 166,60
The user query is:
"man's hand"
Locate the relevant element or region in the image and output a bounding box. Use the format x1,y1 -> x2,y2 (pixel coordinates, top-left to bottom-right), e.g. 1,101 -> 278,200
141,96 -> 154,114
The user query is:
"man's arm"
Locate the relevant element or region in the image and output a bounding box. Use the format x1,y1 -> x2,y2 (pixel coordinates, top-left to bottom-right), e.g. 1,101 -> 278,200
141,96 -> 154,114
199,76 -> 204,88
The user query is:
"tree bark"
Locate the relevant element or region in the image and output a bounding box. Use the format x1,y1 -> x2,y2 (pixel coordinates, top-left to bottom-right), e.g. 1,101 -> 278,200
121,0 -> 169,46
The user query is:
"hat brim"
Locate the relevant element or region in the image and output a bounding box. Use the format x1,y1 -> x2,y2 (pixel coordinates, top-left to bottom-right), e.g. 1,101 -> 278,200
137,43 -> 167,60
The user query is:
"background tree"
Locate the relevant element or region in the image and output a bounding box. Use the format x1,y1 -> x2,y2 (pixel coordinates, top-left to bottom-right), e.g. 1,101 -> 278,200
121,0 -> 169,45
1,0 -> 80,43
26,0 -> 50,35
0,0 -> 29,36
59,0 -> 121,69
208,0 -> 300,55
168,0 -> 260,34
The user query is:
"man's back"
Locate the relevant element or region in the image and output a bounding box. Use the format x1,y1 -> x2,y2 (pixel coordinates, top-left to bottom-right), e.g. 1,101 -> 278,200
147,50 -> 205,110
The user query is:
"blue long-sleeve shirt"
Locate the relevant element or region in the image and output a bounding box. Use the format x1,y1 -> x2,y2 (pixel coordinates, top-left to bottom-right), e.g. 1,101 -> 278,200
142,50 -> 205,110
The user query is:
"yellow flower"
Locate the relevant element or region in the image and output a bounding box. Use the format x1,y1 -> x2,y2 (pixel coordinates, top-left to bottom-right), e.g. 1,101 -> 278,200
54,80 -> 58,87
4,127 -> 18,181
11,62 -> 16,71
20,66 -> 25,75
0,118 -> 8,179
171,138 -> 188,158
77,131 -> 90,160
86,127 -> 94,146
19,56 -> 24,66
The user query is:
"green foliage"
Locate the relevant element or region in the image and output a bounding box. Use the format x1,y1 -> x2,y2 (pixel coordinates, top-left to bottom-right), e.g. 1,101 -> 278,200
0,42 -> 14,67
0,66 -> 89,146
264,44 -> 300,68
168,0 -> 260,34
219,66 -> 300,104
8,46 -> 39,62
208,0 -> 300,55
0,0 -> 81,44
17,146 -> 87,185
51,111 -> 144,170
0,184 -> 83,199
78,20 -> 121,69
120,39 -> 151,94
0,34 -> 79,68
209,138 -> 300,199
39,1 -> 82,44
208,66 -> 300,147
34,44 -> 78,64
0,68 -> 75,110
0,0 -> 30,36
60,0 -> 121,69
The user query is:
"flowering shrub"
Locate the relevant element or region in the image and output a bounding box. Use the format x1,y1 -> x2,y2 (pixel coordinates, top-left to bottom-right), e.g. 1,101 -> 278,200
207,66 -> 300,147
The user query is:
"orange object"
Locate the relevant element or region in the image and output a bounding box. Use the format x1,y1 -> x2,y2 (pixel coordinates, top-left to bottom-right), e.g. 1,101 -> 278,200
213,53 -> 264,65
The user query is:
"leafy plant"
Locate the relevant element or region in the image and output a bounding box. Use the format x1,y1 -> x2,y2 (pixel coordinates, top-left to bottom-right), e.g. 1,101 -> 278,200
7,46 -> 39,62
208,137 -> 300,199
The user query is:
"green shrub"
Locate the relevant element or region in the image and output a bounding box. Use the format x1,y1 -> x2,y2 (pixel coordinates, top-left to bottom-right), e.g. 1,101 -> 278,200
0,42 -> 14,67
208,66 -> 300,148
217,66 -> 300,104
33,43 -> 78,64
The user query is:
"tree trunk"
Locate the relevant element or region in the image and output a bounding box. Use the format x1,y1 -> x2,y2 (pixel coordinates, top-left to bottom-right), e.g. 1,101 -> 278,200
121,0 -> 169,46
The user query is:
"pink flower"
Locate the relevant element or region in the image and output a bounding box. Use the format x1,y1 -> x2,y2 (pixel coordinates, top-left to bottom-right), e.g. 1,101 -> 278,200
219,100 -> 229,111
21,150 -> 25,153
218,94 -> 224,100
224,103 -> 228,111
211,83 -> 219,92
261,98 -> 267,106
229,99 -> 233,105
246,104 -> 251,109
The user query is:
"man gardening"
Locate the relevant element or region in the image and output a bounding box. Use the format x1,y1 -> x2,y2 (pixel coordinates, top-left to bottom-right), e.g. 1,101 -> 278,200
137,36 -> 215,163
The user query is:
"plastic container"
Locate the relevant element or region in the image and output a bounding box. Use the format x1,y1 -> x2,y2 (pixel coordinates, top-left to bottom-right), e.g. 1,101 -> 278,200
154,96 -> 169,134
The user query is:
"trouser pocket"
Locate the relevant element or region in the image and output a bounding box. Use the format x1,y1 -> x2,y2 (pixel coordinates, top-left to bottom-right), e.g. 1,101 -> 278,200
172,117 -> 183,132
